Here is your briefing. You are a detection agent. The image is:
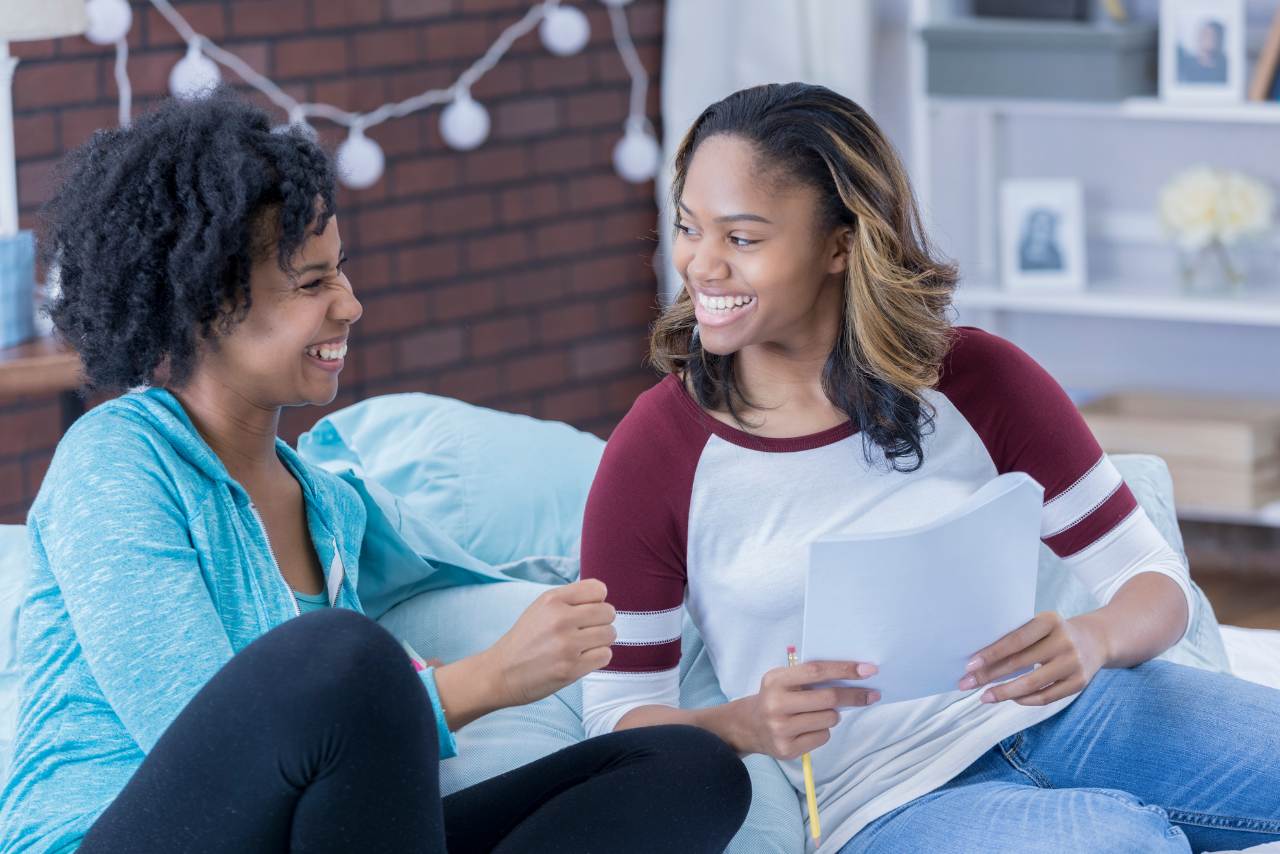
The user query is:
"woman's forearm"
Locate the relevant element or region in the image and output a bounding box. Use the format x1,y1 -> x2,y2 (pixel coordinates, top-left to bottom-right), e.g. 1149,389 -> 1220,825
431,650 -> 508,731
1071,571 -> 1189,670
617,700 -> 756,757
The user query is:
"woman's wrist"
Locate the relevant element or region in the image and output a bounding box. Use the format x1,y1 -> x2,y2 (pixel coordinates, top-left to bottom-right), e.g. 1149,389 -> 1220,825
431,650 -> 508,731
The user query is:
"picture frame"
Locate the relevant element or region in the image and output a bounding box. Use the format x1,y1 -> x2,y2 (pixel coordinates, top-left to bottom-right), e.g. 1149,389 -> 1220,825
1247,2 -> 1280,101
999,179 -> 1087,292
1159,0 -> 1246,103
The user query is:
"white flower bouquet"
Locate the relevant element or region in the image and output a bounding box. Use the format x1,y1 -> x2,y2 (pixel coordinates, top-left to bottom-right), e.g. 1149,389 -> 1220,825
1158,168 -> 1275,292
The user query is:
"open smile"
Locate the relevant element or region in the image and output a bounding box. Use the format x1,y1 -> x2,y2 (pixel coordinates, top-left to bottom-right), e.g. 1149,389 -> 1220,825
693,289 -> 757,327
304,339 -> 347,372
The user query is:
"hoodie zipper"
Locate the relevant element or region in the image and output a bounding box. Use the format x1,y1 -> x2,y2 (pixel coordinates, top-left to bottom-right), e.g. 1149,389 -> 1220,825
249,501 -> 300,617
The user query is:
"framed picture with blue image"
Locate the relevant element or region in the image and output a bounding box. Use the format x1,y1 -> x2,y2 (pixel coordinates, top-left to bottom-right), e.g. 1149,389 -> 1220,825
1159,0 -> 1246,103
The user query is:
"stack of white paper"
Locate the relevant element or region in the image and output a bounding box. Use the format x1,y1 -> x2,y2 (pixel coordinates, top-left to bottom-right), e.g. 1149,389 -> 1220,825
800,472 -> 1044,705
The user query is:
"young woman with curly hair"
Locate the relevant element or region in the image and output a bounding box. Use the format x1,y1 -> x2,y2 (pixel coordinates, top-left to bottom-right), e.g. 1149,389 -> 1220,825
580,83 -> 1280,854
0,91 -> 751,854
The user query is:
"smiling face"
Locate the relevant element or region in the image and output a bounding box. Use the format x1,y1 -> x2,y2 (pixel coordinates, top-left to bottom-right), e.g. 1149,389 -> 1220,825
187,212 -> 361,409
672,134 -> 851,359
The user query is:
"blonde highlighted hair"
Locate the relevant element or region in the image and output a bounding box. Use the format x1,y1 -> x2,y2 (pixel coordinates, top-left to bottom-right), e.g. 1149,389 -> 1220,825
650,83 -> 957,470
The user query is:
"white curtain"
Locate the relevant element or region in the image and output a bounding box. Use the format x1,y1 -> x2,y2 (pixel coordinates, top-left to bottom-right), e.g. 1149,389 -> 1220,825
655,0 -> 876,304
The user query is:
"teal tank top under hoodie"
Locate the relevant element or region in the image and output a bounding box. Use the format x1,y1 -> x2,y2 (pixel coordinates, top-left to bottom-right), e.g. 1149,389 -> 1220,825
0,389 -> 453,854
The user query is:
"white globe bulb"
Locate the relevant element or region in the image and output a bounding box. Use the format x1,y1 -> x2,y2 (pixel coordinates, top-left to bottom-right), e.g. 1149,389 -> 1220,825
439,93 -> 490,152
169,42 -> 220,100
336,129 -> 385,190
539,5 -> 590,57
613,128 -> 659,183
84,0 -> 133,45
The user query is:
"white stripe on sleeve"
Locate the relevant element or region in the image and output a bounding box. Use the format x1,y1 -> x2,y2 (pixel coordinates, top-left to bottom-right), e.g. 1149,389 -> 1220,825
1062,506 -> 1195,639
1041,456 -> 1124,538
582,667 -> 679,739
613,607 -> 683,646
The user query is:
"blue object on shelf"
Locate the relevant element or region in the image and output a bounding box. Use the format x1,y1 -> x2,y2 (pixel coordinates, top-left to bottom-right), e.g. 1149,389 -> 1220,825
0,231 -> 36,349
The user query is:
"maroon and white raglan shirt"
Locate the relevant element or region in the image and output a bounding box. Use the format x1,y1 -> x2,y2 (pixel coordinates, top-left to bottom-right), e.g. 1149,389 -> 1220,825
580,327 -> 1192,853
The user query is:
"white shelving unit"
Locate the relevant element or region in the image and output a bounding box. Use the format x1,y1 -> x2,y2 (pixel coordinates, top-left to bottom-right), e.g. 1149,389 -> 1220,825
908,0 -> 1280,527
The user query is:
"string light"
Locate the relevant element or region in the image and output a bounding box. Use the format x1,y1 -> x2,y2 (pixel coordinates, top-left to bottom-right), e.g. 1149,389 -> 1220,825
83,0 -> 133,45
168,40 -> 220,101
120,0 -> 656,187
539,4 -> 591,56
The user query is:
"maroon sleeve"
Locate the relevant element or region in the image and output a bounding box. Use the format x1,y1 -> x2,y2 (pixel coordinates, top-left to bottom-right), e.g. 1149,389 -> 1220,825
581,375 -> 712,673
937,327 -> 1138,558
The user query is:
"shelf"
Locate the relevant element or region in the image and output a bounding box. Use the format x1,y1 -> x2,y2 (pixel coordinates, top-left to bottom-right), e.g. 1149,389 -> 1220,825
954,284 -> 1280,327
0,336 -> 81,398
1177,503 -> 1280,529
930,96 -> 1280,125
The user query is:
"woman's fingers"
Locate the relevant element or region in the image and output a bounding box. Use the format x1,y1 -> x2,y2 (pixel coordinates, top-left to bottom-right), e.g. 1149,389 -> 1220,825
576,624 -> 618,651
567,601 -> 616,629
963,633 -> 1059,689
556,578 -> 608,605
980,656 -> 1073,704
764,660 -> 878,692
964,613 -> 1055,680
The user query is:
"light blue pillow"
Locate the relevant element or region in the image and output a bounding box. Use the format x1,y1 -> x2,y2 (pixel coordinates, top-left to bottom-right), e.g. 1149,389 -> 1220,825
0,524 -> 28,783
298,394 -> 605,568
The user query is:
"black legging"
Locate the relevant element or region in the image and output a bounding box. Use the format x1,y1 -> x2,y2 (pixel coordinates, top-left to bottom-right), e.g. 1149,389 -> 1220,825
79,608 -> 751,854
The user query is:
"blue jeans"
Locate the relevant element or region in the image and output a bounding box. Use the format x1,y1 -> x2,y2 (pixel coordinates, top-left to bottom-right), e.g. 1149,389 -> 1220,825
843,660 -> 1280,854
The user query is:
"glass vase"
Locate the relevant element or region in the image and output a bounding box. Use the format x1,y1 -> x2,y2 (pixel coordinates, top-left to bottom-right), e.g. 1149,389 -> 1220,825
1178,241 -> 1249,296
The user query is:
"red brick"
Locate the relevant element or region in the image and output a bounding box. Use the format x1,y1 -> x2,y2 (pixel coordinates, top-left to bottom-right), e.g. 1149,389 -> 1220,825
0,461 -> 22,503
110,48 -> 183,98
357,204 -> 427,248
11,40 -> 55,61
398,243 -> 461,283
60,106 -> 120,149
605,291 -> 657,329
0,406 -> 61,456
14,115 -> 56,159
17,159 -> 56,210
231,0 -> 307,37
435,280 -> 496,320
469,60 -> 525,100
354,29 -> 420,69
389,0 -> 453,21
275,37 -> 349,78
397,326 -> 465,371
530,54 -> 590,91
538,302 -> 599,343
367,119 -> 422,157
459,0 -> 528,10
540,387 -> 602,423
498,395 -> 538,418
147,3 -> 226,46
428,192 -> 493,236
535,219 -> 594,259
533,136 -> 591,175
609,374 -> 658,411
506,352 -> 566,393
311,75 -> 388,113
471,316 -> 531,358
14,61 -> 99,110
570,337 -> 645,379
501,182 -> 560,224
425,21 -> 488,60
568,174 -> 627,211
0,507 -> 27,525
344,251 -> 392,294
360,292 -> 430,334
601,210 -> 658,248
565,91 -> 626,129
314,0 -> 385,28
352,339 -> 397,383
462,145 -> 525,186
495,97 -> 558,138
387,68 -> 453,103
465,233 -> 528,272
500,268 -> 566,306
23,452 -> 54,501
627,2 -> 664,39
570,255 -> 633,294
437,365 -> 501,402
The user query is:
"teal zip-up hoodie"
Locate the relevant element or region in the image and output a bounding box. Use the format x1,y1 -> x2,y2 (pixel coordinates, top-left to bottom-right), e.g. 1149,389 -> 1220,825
0,389 -> 366,854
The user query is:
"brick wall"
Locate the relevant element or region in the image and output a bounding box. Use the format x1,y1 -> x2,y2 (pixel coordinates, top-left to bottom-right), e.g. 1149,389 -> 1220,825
1,0 -> 664,523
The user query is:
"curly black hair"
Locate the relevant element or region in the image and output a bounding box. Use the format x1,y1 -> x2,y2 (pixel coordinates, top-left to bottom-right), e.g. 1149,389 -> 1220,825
40,89 -> 338,392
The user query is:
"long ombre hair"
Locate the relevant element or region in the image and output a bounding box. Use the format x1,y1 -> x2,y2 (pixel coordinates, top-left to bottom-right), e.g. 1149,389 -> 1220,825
650,83 -> 958,471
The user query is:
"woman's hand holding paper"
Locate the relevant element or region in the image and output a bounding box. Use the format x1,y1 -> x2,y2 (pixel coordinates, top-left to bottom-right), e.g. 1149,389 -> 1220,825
957,611 -> 1107,706
738,661 -> 882,760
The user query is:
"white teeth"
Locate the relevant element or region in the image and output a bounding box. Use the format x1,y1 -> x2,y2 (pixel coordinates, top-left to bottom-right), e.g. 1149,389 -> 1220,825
306,343 -> 348,361
696,292 -> 754,315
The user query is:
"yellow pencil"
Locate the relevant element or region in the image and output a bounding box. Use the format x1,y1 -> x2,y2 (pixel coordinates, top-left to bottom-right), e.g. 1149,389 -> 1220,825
787,645 -> 822,847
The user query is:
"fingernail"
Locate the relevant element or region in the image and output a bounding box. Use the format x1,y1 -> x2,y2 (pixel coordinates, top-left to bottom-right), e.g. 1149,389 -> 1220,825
958,674 -> 976,690
867,691 -> 881,704
965,656 -> 984,672
980,691 -> 996,704
857,663 -> 878,678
